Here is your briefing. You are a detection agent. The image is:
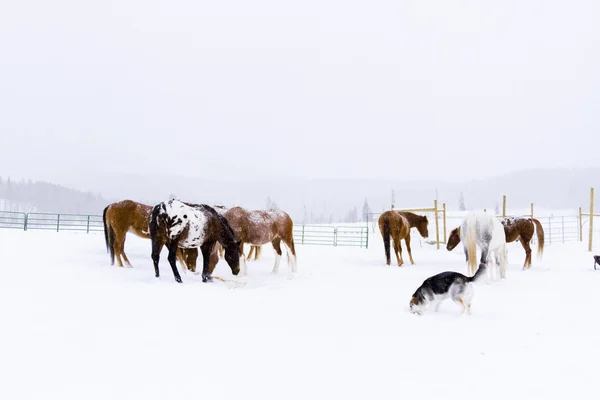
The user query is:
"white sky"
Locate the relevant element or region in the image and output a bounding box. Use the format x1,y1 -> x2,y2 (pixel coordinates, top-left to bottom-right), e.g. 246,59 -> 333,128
1,0 -> 599,183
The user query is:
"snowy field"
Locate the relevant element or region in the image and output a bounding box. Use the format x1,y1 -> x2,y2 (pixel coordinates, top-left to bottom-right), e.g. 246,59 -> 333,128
1,227 -> 600,400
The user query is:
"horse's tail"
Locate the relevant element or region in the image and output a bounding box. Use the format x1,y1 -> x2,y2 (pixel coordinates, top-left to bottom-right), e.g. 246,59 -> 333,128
382,216 -> 392,265
465,214 -> 478,276
532,218 -> 545,260
103,205 -> 116,265
103,205 -> 110,253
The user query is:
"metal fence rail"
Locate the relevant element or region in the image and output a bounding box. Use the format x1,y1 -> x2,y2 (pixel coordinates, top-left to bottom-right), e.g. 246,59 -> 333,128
1,211 -> 369,248
293,225 -> 369,248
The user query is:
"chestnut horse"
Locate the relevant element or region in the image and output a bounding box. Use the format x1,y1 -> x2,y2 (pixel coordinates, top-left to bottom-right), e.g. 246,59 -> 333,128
223,206 -> 297,275
149,200 -> 241,283
212,205 -> 261,261
378,210 -> 429,266
500,217 -> 545,270
103,199 -> 202,272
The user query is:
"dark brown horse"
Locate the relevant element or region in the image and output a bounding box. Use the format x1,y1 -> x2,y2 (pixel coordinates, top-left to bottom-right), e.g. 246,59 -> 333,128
378,211 -> 429,266
149,200 -> 241,283
223,206 -> 297,275
500,217 -> 545,270
103,199 -> 200,271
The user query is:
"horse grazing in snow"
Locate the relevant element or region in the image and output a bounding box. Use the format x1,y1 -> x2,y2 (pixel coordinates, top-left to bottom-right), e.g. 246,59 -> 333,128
500,217 -> 545,270
446,212 -> 507,279
223,206 -> 297,276
378,210 -> 429,266
149,200 -> 241,283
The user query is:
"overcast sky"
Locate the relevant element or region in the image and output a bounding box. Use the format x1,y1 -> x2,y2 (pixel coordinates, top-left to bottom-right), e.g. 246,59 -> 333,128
1,0 -> 599,184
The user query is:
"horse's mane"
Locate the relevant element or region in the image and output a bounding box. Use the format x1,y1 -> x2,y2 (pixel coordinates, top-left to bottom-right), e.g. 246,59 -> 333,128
149,202 -> 165,238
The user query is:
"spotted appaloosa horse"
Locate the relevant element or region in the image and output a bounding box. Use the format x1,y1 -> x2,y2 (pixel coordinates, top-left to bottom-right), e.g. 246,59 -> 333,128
378,211 -> 429,266
446,212 -> 507,279
103,199 -> 197,270
223,206 -> 297,276
501,217 -> 545,270
149,200 -> 241,283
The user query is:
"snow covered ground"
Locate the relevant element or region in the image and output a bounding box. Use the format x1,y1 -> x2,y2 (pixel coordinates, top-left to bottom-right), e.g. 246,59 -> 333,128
1,227 -> 600,400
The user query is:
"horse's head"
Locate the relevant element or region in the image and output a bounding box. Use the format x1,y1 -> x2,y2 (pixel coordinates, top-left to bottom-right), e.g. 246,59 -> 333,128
446,227 -> 461,251
416,215 -> 429,238
223,241 -> 242,276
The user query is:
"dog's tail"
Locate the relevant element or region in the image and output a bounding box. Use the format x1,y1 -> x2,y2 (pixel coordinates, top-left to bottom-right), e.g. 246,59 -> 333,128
467,262 -> 487,283
382,216 -> 392,265
465,214 -> 478,276
532,218 -> 545,260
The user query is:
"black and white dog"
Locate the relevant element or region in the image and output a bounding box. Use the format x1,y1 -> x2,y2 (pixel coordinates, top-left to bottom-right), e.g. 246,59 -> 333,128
409,263 -> 487,316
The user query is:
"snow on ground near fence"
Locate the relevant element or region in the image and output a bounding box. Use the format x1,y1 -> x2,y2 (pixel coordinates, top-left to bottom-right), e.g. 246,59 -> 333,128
1,229 -> 600,400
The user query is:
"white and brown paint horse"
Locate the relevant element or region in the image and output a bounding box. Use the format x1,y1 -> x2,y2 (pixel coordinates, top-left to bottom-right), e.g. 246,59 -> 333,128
149,200 -> 241,283
446,212 -> 507,280
223,206 -> 297,275
500,217 -> 545,270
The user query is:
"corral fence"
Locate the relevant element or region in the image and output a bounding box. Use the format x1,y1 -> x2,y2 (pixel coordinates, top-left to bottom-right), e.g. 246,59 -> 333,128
0,211 -> 103,233
0,210 -> 370,248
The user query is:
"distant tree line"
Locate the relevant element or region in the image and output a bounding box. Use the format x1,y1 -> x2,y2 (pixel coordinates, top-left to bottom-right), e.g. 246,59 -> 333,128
0,176 -> 110,214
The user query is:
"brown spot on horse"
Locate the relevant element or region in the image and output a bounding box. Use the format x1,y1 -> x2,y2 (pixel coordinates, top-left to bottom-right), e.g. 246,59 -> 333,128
501,217 -> 545,270
223,206 -> 297,275
378,211 -> 429,266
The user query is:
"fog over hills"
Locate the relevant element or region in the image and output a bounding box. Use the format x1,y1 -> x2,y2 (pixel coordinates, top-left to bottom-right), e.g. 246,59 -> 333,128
8,167 -> 595,220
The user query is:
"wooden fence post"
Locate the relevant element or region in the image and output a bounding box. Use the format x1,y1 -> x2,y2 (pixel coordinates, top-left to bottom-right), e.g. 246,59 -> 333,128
502,194 -> 507,217
434,199 -> 440,250
579,207 -> 583,242
589,188 -> 595,252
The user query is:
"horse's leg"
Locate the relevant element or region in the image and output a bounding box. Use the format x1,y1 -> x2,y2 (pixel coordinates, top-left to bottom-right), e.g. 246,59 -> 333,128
239,241 -> 248,276
200,241 -> 215,283
119,233 -> 132,268
181,248 -> 199,274
151,239 -> 164,279
394,238 -> 404,266
520,237 -> 532,270
208,244 -> 219,275
113,230 -> 126,267
271,238 -> 283,274
281,236 -> 298,273
247,246 -> 255,260
165,242 -> 182,283
404,233 -> 415,265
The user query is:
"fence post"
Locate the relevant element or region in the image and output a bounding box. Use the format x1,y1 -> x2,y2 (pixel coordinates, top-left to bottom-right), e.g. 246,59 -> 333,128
589,187 -> 594,252
334,227 -> 338,247
442,203 -> 447,245
530,203 -> 534,218
434,199 -> 440,249
302,225 -> 305,245
365,224 -> 369,249
579,207 -> 583,242
24,213 -> 28,231
502,194 -> 507,217
57,214 -> 60,232
87,215 -> 90,233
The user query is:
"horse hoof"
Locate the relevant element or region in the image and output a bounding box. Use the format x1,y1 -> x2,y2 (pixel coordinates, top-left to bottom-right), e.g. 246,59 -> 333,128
176,277 -> 182,283
202,275 -> 213,283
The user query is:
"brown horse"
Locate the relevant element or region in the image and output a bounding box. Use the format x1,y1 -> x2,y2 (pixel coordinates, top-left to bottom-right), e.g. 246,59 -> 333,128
378,211 -> 429,266
102,199 -> 198,271
247,245 -> 262,260
500,217 -> 545,269
223,206 -> 297,275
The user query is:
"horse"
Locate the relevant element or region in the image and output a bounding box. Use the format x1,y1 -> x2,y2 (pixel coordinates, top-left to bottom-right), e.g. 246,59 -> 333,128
149,200 -> 241,283
223,206 -> 297,275
446,212 -> 507,279
103,199 -> 197,270
211,205 -> 261,261
378,210 -> 429,266
500,217 -> 545,270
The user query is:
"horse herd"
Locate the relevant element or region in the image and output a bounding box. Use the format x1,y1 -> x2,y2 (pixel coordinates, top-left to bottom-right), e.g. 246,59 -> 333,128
102,198 -> 545,285
103,199 -> 297,283
378,209 -> 545,279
